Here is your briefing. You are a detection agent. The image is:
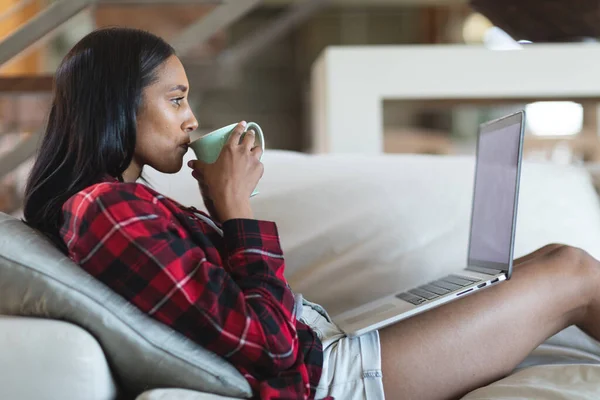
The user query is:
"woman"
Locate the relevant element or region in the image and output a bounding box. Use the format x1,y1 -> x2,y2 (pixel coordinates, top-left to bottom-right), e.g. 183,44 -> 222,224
23,27 -> 600,400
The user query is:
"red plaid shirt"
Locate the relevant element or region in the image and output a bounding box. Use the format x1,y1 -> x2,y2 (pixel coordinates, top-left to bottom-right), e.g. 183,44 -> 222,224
60,176 -> 329,399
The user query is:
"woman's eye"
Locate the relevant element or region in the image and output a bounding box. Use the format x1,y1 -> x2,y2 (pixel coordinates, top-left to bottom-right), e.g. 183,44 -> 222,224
172,97 -> 184,107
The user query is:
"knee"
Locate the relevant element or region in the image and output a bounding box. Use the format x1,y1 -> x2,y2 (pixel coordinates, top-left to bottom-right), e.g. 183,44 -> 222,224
543,243 -> 567,253
548,245 -> 595,272
548,246 -> 600,305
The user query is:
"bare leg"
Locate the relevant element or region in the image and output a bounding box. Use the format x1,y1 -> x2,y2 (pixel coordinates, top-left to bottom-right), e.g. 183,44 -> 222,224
379,245 -> 600,400
513,243 -> 564,266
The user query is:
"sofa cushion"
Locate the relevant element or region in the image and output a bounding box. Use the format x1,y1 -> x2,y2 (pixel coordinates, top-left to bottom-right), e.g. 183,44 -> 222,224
146,150 -> 600,398
0,316 -> 118,400
254,152 -> 600,315
144,150 -> 600,316
0,213 -> 251,398
461,364 -> 600,400
136,389 -> 243,400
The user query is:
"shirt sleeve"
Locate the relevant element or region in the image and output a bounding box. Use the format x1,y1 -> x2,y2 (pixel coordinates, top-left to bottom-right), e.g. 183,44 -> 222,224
64,185 -> 300,378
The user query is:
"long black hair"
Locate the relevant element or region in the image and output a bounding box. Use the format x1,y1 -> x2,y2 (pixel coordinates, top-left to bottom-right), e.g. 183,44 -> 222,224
23,27 -> 175,254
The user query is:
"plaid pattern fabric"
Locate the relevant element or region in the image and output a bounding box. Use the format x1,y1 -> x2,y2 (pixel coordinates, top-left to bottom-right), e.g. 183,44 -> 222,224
60,176 -> 331,400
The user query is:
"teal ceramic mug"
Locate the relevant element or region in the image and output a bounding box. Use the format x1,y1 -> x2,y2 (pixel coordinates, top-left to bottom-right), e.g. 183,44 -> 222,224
189,122 -> 264,197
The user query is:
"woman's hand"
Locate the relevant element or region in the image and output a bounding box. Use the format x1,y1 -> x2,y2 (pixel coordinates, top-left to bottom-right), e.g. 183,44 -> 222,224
188,121 -> 264,223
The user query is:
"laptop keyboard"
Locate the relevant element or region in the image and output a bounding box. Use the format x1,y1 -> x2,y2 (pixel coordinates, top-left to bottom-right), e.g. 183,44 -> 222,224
396,274 -> 483,305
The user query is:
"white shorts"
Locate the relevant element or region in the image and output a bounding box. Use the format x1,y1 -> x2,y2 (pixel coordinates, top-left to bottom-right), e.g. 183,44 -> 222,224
299,299 -> 386,400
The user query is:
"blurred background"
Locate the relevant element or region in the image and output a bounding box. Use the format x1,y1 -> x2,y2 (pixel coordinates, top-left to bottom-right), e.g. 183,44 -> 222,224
2,0 -> 600,214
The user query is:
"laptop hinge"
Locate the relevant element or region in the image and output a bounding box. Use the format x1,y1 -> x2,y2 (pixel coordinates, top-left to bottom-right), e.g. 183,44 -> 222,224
466,265 -> 505,276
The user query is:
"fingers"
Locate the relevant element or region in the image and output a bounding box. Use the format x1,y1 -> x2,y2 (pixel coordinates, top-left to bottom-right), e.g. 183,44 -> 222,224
226,121 -> 247,147
241,129 -> 256,151
251,144 -> 263,159
188,160 -> 207,183
188,159 -> 206,172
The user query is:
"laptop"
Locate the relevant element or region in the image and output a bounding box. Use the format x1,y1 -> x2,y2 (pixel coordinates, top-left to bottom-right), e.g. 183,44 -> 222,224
333,110 -> 526,338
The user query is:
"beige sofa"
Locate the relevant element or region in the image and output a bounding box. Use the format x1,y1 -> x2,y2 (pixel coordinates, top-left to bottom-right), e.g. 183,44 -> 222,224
2,150 -> 600,399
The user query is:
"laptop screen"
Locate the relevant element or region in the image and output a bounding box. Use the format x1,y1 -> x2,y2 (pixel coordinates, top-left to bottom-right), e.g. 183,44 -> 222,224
467,112 -> 524,271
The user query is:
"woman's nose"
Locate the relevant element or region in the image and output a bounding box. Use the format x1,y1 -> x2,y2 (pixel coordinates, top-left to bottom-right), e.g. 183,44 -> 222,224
185,114 -> 199,133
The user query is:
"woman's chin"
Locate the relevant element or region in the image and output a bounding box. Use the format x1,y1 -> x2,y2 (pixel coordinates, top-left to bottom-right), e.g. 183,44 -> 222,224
153,160 -> 183,174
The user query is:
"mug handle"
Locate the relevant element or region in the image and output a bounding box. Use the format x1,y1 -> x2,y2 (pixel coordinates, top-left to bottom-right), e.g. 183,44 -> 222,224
245,122 -> 263,197
245,122 -> 265,156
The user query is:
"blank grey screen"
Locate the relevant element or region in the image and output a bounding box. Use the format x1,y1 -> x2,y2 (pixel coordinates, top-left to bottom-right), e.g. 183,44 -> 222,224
468,123 -> 521,265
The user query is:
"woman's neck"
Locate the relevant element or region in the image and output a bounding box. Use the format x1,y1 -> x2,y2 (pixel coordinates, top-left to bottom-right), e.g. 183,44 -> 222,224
122,161 -> 142,183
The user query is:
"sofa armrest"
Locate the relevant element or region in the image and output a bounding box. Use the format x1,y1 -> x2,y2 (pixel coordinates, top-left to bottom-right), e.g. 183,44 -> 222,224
136,389 -> 245,400
0,316 -> 118,400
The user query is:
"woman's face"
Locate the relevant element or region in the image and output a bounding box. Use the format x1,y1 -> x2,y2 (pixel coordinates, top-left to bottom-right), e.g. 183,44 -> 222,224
124,55 -> 198,181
